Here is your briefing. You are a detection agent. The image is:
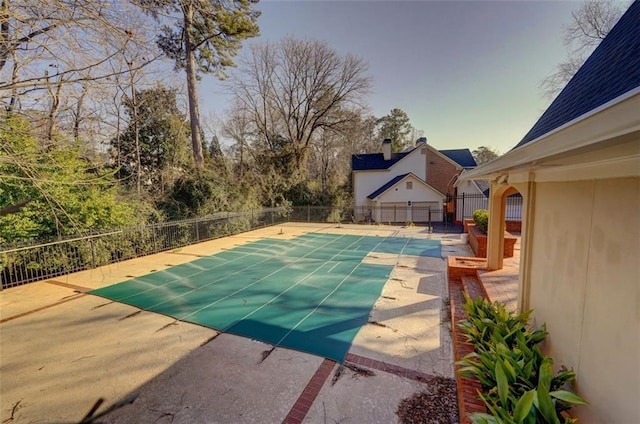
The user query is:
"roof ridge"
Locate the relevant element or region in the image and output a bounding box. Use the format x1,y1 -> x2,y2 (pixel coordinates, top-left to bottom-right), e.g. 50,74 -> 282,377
514,1 -> 640,149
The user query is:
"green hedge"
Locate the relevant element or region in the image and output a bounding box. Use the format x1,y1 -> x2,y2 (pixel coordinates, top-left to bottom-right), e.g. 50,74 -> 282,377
472,209 -> 489,233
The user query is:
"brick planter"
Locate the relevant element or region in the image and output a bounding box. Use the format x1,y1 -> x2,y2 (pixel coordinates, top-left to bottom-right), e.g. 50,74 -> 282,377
447,256 -> 486,282
505,220 -> 521,233
467,224 -> 516,258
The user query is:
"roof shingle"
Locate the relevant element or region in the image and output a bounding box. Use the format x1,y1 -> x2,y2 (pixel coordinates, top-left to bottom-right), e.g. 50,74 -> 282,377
440,149 -> 477,168
515,1 -> 640,148
351,152 -> 410,170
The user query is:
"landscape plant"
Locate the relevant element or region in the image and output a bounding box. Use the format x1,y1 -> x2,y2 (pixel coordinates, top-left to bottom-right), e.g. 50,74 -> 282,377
472,209 -> 489,233
457,294 -> 587,423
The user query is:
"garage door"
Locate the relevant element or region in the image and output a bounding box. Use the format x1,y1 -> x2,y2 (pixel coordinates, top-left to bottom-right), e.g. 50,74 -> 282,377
380,203 -> 408,223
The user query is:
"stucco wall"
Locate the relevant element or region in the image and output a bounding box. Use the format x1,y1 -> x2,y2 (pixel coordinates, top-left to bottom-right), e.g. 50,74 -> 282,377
526,177 -> 639,421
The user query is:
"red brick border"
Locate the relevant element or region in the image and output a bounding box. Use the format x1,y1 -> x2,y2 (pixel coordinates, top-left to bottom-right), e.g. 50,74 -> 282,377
449,277 -> 487,422
282,358 -> 336,424
281,353 -> 448,424
345,353 -> 442,384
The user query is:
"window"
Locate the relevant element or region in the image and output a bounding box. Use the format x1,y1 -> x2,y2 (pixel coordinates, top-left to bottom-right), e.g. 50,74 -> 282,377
406,181 -> 413,190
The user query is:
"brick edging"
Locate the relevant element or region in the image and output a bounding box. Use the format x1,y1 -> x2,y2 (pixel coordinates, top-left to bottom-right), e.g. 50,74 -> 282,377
282,358 -> 336,424
449,278 -> 487,422
345,353 -> 442,383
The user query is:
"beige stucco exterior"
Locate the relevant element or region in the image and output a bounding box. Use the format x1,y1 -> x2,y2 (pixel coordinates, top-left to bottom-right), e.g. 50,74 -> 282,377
461,88 -> 640,421
524,177 -> 639,421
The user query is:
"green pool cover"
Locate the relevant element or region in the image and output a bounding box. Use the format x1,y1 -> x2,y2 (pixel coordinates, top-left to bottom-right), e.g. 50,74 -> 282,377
91,233 -> 441,362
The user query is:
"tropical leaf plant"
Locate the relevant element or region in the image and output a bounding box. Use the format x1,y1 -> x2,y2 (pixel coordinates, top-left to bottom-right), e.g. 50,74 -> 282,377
456,294 -> 587,423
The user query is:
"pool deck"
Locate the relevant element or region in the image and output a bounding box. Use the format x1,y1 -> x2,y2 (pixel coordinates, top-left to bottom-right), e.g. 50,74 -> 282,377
477,235 -> 520,312
1,223 -> 485,424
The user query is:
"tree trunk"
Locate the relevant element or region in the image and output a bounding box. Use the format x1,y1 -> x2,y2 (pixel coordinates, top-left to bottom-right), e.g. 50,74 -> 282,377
73,85 -> 87,141
0,0 -> 9,72
129,73 -> 141,196
46,76 -> 62,142
183,1 -> 205,168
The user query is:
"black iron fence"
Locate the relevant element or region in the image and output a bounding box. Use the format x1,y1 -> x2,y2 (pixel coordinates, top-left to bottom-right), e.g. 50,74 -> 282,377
454,193 -> 522,222
1,198 -> 523,289
1,208 -> 288,289
288,205 -> 461,233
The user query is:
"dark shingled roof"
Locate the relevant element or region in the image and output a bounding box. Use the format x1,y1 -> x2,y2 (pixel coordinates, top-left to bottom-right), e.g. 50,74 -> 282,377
474,179 -> 490,197
440,149 -> 477,168
352,147 -> 477,171
515,1 -> 640,149
367,173 -> 410,199
351,152 -> 410,170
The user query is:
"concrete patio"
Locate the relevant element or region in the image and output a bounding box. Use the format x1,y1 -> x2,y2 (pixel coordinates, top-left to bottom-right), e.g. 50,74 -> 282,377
1,223 -> 486,423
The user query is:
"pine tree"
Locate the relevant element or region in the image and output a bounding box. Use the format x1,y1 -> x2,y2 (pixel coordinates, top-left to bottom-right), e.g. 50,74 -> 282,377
135,0 -> 260,168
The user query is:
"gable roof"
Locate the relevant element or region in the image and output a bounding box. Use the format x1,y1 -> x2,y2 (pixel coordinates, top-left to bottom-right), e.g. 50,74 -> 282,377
514,1 -> 640,149
367,172 -> 445,200
473,179 -> 490,196
352,145 -> 477,171
440,149 -> 477,168
367,173 -> 410,199
352,151 -> 411,170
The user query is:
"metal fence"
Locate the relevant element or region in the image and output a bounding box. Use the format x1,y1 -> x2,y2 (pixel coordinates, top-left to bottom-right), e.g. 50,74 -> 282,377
1,199 -> 522,289
288,205 -> 462,233
1,208 -> 288,289
454,193 -> 522,222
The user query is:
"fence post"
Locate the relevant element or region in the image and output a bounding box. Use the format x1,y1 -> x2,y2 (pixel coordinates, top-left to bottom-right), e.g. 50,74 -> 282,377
443,205 -> 447,232
461,192 -> 465,220
195,217 -> 200,242
307,205 -> 310,222
152,225 -> 157,253
90,238 -> 96,269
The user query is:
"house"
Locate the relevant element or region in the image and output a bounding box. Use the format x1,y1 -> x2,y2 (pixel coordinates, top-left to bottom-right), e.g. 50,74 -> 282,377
351,138 -> 476,223
459,2 -> 639,421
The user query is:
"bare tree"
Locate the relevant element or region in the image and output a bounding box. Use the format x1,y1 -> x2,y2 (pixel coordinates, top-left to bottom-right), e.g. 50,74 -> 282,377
229,37 -> 372,183
0,1 -> 155,94
540,1 -> 626,99
472,146 -> 500,165
221,102 -> 253,180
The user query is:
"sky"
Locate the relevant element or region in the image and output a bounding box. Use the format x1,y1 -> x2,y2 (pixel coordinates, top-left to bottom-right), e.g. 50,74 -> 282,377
199,0 -> 585,155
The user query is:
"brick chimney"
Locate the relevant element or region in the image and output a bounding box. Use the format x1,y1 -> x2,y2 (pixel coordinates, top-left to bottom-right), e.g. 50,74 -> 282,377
382,138 -> 392,160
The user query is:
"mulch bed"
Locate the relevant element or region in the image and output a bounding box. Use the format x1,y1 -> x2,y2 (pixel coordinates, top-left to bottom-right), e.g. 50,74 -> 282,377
396,376 -> 459,424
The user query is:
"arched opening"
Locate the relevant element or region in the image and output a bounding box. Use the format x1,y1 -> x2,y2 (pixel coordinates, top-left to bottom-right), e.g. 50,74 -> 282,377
486,183 -> 523,271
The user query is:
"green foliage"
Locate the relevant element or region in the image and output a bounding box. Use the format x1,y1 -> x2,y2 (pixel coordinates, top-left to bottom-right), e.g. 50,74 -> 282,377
0,115 -> 141,244
139,0 -> 260,78
111,86 -> 191,194
158,168 -> 229,220
473,209 -> 489,233
456,295 -> 587,423
376,108 -> 413,152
